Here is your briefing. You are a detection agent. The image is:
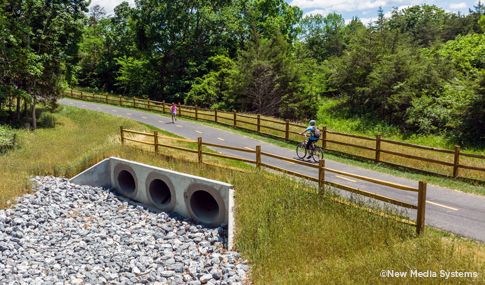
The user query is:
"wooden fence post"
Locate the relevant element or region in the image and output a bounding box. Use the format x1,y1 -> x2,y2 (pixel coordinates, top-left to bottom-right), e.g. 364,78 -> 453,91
162,101 -> 165,113
322,126 -> 327,150
257,114 -> 261,132
81,91 -> 83,100
285,119 -> 289,141
119,95 -> 122,106
198,137 -> 203,163
70,89 -> 73,97
154,131 -> 158,153
178,103 -> 181,117
416,181 -> 427,235
105,93 -> 108,104
133,97 -> 136,108
120,126 -> 124,145
195,105 -> 198,120
375,134 -> 381,163
256,145 -> 261,170
147,99 -> 150,111
453,146 -> 460,178
214,108 -> 218,123
233,110 -> 237,127
319,159 -> 325,194
92,92 -> 95,102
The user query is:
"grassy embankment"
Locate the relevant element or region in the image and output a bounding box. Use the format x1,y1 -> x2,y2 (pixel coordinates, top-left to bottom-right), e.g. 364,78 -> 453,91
0,104 -> 252,209
1,103 -> 484,284
65,90 -> 485,195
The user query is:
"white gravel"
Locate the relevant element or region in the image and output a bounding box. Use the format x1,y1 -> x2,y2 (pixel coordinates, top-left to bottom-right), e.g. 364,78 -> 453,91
0,176 -> 249,284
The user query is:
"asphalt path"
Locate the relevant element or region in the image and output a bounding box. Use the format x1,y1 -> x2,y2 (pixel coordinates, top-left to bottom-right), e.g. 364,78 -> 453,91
60,98 -> 485,243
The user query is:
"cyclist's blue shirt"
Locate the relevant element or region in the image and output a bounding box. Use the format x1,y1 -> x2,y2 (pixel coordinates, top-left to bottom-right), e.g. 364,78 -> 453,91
306,126 -> 318,140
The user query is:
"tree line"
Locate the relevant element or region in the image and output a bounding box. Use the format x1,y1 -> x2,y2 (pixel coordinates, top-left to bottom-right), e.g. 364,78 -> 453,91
1,0 -> 485,143
1,0 -> 88,129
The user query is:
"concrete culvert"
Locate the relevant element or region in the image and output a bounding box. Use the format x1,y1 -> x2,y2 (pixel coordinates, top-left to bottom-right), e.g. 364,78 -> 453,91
145,172 -> 176,212
117,170 -> 136,196
190,190 -> 220,224
149,179 -> 171,207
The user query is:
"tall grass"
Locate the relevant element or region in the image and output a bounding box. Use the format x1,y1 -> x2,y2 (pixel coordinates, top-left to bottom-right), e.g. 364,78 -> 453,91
1,103 -> 484,284
234,173 -> 485,284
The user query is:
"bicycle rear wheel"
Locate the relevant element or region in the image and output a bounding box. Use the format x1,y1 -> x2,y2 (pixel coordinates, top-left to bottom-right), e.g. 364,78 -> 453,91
296,143 -> 307,159
312,147 -> 324,162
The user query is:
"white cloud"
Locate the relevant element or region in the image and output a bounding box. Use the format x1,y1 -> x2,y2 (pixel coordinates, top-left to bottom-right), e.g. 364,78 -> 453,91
357,17 -> 376,26
289,0 -> 416,11
384,5 -> 412,17
449,2 -> 468,9
88,0 -> 136,16
304,9 -> 331,17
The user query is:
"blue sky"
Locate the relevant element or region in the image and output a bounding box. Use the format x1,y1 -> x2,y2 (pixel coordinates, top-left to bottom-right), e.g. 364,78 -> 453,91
94,0 -> 482,26
289,0 -> 482,25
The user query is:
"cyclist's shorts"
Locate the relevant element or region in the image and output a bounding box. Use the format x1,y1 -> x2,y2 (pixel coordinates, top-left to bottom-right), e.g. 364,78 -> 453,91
307,138 -> 319,149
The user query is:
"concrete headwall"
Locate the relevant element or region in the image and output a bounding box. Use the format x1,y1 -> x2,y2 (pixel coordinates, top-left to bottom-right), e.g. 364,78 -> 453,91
69,157 -> 235,249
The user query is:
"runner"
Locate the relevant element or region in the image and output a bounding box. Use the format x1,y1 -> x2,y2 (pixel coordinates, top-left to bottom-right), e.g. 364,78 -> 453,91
171,103 -> 177,123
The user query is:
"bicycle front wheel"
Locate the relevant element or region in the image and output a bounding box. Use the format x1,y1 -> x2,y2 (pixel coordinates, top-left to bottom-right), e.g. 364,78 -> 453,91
296,143 -> 307,159
312,147 -> 324,162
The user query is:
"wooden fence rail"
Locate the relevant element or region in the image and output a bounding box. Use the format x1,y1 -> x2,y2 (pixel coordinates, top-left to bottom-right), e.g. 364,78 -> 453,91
65,89 -> 485,181
120,126 -> 428,235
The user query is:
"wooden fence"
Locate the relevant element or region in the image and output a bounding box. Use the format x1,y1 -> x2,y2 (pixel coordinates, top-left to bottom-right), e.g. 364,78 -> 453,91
65,89 -> 485,181
120,126 -> 428,235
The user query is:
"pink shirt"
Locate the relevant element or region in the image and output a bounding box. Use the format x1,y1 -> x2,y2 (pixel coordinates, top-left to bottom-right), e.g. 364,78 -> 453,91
171,105 -> 177,112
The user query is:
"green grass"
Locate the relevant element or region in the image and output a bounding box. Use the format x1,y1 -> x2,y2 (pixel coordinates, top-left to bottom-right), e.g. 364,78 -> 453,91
1,104 -> 485,284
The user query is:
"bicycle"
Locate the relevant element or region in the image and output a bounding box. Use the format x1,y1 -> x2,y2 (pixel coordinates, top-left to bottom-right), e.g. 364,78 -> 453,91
296,134 -> 324,162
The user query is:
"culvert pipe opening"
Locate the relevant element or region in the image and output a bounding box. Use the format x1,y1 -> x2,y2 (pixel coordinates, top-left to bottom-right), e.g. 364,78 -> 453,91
190,190 -> 220,224
149,179 -> 171,207
117,170 -> 136,196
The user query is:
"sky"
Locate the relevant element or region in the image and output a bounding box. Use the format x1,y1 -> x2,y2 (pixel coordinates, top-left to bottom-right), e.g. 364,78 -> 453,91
92,0 -> 482,26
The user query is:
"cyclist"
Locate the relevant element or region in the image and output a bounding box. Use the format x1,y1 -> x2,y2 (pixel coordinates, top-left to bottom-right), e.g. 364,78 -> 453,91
299,120 -> 319,159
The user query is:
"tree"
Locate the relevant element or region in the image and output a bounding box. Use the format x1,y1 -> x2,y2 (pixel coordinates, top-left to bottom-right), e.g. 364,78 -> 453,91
0,1 -> 33,121
388,5 -> 448,47
225,27 -> 313,119
299,13 -> 351,62
88,4 -> 107,25
251,0 -> 303,43
184,55 -> 238,108
1,0 -> 88,128
329,17 -> 453,128
479,14 -> 485,32
449,72 -> 485,143
437,34 -> 485,78
129,0 -> 250,101
466,1 -> 485,33
76,2 -> 137,93
116,56 -> 156,97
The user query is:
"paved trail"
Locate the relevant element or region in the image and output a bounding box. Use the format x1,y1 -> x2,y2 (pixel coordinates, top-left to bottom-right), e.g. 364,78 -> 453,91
61,98 -> 485,243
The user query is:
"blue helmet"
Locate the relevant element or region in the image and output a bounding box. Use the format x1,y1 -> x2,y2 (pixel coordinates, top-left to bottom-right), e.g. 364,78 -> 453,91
309,120 -> 316,126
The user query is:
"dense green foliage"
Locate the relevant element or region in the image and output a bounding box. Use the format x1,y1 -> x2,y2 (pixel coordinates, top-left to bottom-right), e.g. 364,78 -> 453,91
321,4 -> 485,143
0,0 -> 88,128
2,1 -> 485,142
